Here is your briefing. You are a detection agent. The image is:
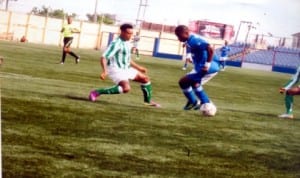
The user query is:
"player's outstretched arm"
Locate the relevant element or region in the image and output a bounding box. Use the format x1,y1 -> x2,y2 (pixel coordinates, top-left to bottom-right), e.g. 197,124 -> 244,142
130,60 -> 147,73
71,28 -> 81,33
100,57 -> 108,80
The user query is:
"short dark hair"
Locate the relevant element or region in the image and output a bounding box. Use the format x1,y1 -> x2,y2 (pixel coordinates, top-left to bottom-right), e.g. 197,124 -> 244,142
175,25 -> 189,36
120,23 -> 133,32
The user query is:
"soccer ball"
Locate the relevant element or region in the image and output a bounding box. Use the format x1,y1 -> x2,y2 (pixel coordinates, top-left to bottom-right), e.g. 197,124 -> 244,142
200,102 -> 217,116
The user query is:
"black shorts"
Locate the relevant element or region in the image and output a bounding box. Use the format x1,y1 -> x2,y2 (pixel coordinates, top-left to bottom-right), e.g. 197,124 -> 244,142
63,37 -> 73,48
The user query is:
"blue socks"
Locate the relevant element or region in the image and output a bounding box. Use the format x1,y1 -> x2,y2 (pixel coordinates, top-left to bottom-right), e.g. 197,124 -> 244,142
182,86 -> 210,105
182,87 -> 197,104
193,85 -> 210,104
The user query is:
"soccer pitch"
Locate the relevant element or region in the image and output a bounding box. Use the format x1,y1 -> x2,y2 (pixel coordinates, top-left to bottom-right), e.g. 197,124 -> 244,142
1,41 -> 300,177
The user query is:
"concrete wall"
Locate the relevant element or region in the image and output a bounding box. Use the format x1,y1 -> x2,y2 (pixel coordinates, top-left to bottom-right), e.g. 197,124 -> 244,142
0,10 -> 188,55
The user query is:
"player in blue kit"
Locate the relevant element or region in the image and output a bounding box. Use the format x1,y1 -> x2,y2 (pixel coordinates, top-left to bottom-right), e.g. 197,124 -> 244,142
175,25 -> 220,110
219,40 -> 230,70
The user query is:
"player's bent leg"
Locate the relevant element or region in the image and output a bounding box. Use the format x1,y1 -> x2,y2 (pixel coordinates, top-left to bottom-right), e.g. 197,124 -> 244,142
134,72 -> 160,107
61,38 -> 72,64
179,76 -> 193,89
278,87 -> 299,119
61,50 -> 67,64
140,82 -> 152,102
179,76 -> 198,110
141,83 -> 161,107
133,72 -> 149,83
284,87 -> 300,115
182,87 -> 199,110
69,51 -> 80,63
119,81 -> 131,93
192,83 -> 210,105
141,82 -> 161,107
133,73 -> 151,103
89,84 -> 125,102
65,45 -> 80,63
64,47 -> 71,53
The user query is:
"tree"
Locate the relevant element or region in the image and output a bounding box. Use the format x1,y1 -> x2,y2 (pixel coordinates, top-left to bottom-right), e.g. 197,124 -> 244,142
30,6 -> 77,19
86,13 -> 116,25
50,9 -> 65,18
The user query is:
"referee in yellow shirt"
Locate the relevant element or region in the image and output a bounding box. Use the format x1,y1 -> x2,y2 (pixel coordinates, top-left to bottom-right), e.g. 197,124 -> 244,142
60,16 -> 80,64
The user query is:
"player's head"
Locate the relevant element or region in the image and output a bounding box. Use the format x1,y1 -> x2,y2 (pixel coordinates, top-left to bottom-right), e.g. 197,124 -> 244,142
175,25 -> 190,42
224,40 -> 228,45
120,23 -> 133,41
67,16 -> 72,24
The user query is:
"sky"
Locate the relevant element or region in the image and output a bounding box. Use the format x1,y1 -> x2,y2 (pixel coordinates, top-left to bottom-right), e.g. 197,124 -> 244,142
1,0 -> 300,39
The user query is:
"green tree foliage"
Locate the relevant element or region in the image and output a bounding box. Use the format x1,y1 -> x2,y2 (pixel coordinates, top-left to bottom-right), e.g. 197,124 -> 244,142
30,6 -> 77,19
86,13 -> 116,25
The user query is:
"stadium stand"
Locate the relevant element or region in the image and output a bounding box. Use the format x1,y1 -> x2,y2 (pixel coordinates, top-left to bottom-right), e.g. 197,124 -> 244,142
243,49 -> 274,65
274,47 -> 300,68
241,47 -> 300,68
215,42 -> 250,61
216,44 -> 300,69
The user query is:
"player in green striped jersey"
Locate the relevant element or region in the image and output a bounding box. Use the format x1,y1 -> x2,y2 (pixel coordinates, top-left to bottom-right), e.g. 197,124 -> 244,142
278,65 -> 300,119
89,24 -> 160,107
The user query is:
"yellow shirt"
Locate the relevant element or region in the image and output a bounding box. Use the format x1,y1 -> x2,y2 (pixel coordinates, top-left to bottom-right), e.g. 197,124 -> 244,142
62,24 -> 73,38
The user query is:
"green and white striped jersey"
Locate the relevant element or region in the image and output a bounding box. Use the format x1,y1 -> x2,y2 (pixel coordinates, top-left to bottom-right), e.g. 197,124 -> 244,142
283,65 -> 300,90
103,37 -> 131,69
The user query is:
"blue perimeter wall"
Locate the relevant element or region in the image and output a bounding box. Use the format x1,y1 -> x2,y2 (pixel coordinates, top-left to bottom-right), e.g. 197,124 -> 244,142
152,38 -> 297,74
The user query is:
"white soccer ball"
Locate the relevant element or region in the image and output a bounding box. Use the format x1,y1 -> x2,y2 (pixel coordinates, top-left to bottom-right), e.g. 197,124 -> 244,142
200,102 -> 217,116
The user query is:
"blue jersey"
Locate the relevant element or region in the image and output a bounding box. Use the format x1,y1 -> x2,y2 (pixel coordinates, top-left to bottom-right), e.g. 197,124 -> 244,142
220,45 -> 230,57
186,34 -> 219,73
186,45 -> 191,53
185,45 -> 192,59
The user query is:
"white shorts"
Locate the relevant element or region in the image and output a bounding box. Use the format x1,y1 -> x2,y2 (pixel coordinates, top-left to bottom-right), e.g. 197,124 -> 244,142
201,72 -> 218,85
188,69 -> 218,85
108,67 -> 138,84
220,57 -> 228,61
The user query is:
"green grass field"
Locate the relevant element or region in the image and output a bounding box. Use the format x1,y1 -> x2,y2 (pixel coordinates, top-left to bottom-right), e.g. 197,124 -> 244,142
1,41 -> 300,178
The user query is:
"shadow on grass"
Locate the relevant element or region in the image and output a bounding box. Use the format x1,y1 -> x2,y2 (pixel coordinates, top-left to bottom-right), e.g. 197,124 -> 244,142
65,94 -> 117,106
66,94 -> 90,102
224,108 -> 300,121
227,108 -> 276,117
65,94 -> 138,108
